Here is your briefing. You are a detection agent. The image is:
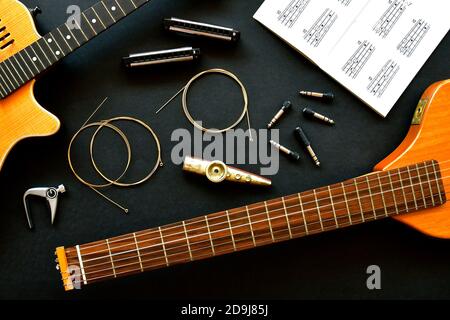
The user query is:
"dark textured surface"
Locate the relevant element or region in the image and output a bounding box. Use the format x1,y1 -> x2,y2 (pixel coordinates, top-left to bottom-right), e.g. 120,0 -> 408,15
0,0 -> 449,299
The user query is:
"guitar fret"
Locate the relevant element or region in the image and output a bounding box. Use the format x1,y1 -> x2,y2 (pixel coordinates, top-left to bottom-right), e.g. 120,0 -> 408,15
0,64 -> 16,90
353,179 -> 365,222
365,176 -> 377,219
297,193 -> 309,235
8,57 -> 27,83
54,28 -> 73,52
105,239 -> 117,278
432,161 -> 444,204
92,7 -> 107,29
43,34 -> 64,59
377,174 -> 389,217
397,168 -> 410,212
264,201 -> 275,242
34,41 -> 53,65
75,245 -> 88,284
158,227 -> 170,266
114,0 -> 128,15
61,24 -> 82,47
2,61 -> 20,87
387,171 -> 400,215
14,54 -> 32,78
93,2 -> 116,27
204,216 -> 216,255
415,164 -> 427,208
182,221 -> 193,261
245,206 -> 257,246
132,233 -> 144,272
407,166 -> 419,210
130,0 -> 138,8
281,197 -> 293,239
341,182 -> 352,224
312,190 -> 324,231
116,0 -> 136,14
73,20 -> 89,41
423,162 -> 435,206
327,186 -> 339,227
82,12 -> 98,36
225,210 -> 237,251
101,1 -> 117,22
23,46 -> 44,71
83,8 -> 105,35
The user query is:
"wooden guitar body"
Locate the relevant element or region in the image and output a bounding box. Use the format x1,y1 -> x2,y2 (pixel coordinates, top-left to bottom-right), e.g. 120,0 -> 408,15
375,80 -> 450,239
0,0 -> 60,169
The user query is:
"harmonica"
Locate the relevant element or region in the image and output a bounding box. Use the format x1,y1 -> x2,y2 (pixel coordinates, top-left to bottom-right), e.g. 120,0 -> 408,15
164,17 -> 240,42
122,47 -> 201,68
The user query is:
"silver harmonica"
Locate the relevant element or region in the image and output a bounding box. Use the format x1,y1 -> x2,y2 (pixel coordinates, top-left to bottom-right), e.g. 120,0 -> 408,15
122,47 -> 201,68
164,17 -> 240,42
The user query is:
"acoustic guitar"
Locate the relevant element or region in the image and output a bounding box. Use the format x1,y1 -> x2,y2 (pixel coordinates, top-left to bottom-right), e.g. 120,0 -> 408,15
0,0 -> 152,170
56,80 -> 450,290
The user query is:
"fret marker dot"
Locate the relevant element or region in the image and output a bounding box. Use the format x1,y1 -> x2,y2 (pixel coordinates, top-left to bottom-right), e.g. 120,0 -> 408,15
56,51 -> 61,56
48,38 -> 52,43
66,35 -> 71,40
111,6 -> 116,11
32,57 -> 37,62
92,19 -> 97,24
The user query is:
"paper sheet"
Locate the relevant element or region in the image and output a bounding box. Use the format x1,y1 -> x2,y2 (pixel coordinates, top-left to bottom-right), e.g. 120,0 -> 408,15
254,0 -> 450,117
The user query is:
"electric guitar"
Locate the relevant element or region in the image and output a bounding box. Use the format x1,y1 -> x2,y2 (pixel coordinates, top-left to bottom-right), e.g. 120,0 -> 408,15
0,0 -> 152,170
56,80 -> 450,290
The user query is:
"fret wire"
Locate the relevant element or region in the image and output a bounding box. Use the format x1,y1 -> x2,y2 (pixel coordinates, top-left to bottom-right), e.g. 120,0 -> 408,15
43,36 -> 60,60
423,162 -> 436,206
11,56 -> 29,81
0,64 -> 16,90
2,62 -> 20,87
376,174 -> 389,217
62,23 -> 81,47
387,171 -> 400,215
13,54 -> 32,78
72,196 -> 440,282
28,45 -> 46,69
8,58 -> 25,84
297,193 -> 309,234
281,197 -> 293,239
75,245 -> 88,284
48,33 -> 66,56
415,164 -> 428,208
182,221 -> 194,261
341,182 -> 352,225
312,190 -> 324,231
92,7 -> 107,29
105,239 -> 117,278
397,168 -> 410,212
101,1 -> 117,22
73,19 -> 89,41
132,232 -> 144,272
245,205 -> 257,246
21,48 -> 40,74
353,179 -> 365,221
327,186 -> 339,226
55,27 -> 73,52
158,227 -> 170,266
130,0 -> 138,8
432,161 -> 444,204
0,66 -> 12,93
35,40 -> 53,65
225,210 -> 237,251
407,166 -> 419,210
73,162 -> 446,259
82,12 -> 98,36
365,176 -> 377,219
114,0 -> 127,15
204,216 -> 216,255
264,201 -> 275,242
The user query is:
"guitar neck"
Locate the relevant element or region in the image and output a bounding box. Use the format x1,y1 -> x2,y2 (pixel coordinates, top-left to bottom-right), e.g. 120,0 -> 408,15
0,0 -> 150,98
56,160 -> 446,290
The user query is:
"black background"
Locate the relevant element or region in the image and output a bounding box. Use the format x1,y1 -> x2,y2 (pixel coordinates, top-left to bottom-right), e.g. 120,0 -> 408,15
0,0 -> 449,300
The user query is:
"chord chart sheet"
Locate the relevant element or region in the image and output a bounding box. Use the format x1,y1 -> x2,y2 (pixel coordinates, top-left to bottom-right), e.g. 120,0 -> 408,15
254,0 -> 450,117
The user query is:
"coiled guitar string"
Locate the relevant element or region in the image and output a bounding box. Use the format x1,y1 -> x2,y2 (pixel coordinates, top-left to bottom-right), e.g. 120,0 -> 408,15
156,68 -> 253,141
67,98 -> 163,213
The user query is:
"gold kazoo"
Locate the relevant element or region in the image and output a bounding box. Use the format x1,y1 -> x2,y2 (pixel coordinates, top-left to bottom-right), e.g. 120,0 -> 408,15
183,156 -> 272,187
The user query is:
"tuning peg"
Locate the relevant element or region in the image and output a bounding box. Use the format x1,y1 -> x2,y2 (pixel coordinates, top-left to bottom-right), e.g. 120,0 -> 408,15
28,6 -> 42,18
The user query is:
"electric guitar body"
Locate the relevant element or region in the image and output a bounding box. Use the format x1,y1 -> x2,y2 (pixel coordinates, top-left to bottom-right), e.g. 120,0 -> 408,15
0,0 -> 60,169
375,79 -> 450,239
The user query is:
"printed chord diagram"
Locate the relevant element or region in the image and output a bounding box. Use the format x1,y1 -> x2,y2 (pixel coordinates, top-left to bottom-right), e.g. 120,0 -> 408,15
342,41 -> 376,79
304,9 -> 337,47
397,19 -> 430,57
338,0 -> 352,6
367,60 -> 400,98
373,0 -> 411,38
277,0 -> 311,28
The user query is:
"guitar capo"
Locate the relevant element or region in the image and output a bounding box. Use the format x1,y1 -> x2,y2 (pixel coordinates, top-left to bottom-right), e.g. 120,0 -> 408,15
23,185 -> 66,229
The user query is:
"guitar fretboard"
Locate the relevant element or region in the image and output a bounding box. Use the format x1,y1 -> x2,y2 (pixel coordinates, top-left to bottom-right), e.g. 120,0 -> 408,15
0,0 -> 150,99
57,160 -> 446,290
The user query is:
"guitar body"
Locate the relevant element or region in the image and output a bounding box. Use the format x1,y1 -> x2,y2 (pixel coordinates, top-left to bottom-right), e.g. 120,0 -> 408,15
375,80 -> 450,239
0,0 -> 60,169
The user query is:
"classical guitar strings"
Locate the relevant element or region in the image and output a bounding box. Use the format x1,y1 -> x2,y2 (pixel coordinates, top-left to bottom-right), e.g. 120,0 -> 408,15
156,68 -> 254,141
67,98 -> 163,213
